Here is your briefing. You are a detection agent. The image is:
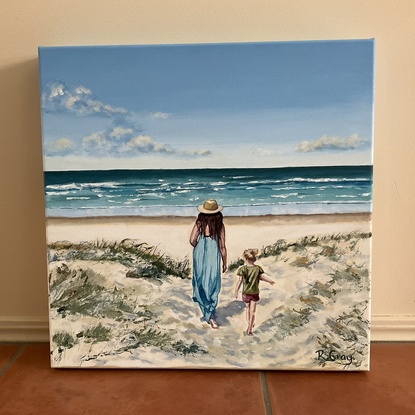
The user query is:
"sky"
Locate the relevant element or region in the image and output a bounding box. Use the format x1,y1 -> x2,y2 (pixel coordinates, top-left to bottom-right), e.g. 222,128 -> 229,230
39,40 -> 375,171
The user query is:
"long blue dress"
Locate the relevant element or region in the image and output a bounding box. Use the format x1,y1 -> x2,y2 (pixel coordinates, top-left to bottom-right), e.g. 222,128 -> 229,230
192,235 -> 221,323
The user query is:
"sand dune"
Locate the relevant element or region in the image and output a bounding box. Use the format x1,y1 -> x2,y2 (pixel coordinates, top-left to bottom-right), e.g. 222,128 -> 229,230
46,213 -> 372,370
47,213 -> 370,262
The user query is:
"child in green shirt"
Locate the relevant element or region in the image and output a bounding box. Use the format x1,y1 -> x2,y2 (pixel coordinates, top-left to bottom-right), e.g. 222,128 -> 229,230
234,248 -> 274,335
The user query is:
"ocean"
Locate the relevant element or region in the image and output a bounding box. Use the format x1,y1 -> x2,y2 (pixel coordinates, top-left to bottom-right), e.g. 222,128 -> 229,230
44,166 -> 373,218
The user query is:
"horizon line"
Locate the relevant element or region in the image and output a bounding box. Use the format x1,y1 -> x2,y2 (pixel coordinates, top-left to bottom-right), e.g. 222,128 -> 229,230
43,164 -> 373,173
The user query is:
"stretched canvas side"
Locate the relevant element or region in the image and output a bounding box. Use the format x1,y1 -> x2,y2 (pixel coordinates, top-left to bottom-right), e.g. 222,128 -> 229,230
38,40 -> 375,370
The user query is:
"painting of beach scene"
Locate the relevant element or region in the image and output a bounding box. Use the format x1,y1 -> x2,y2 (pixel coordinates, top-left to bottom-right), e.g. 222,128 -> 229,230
39,40 -> 375,370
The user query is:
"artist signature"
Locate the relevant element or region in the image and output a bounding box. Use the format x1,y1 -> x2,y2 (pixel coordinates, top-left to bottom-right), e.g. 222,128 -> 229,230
315,349 -> 354,366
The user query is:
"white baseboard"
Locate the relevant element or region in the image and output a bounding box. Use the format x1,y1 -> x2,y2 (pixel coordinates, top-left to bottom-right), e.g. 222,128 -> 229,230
0,315 -> 414,343
370,315 -> 415,341
0,317 -> 50,342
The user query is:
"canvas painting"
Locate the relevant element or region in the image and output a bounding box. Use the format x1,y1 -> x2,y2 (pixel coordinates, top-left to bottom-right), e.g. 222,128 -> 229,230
39,40 -> 375,370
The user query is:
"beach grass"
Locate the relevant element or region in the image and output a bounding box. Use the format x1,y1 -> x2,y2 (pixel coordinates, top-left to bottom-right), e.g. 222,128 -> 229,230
50,264 -> 137,319
47,227 -> 371,369
48,240 -> 206,363
49,239 -> 191,281
256,230 -> 371,369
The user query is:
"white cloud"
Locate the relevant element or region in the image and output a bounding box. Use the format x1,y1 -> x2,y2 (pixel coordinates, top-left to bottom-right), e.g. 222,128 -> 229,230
83,132 -> 114,155
248,147 -> 276,156
109,127 -> 135,139
296,134 -> 364,152
151,111 -> 171,120
45,138 -> 74,155
79,127 -> 210,159
43,82 -> 129,117
42,82 -> 210,160
182,149 -> 212,157
121,135 -> 175,155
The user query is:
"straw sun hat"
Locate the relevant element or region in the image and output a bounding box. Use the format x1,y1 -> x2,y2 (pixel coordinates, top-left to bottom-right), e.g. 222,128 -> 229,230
198,199 -> 223,214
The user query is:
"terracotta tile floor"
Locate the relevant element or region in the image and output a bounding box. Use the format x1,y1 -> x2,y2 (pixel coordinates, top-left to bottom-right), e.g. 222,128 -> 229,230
0,342 -> 413,415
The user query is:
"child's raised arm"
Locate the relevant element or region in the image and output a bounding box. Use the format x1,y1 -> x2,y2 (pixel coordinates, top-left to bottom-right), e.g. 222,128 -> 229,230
259,273 -> 275,285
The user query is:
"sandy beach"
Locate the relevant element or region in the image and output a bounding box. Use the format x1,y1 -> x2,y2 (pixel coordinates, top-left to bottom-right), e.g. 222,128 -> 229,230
46,213 -> 371,262
46,212 -> 372,370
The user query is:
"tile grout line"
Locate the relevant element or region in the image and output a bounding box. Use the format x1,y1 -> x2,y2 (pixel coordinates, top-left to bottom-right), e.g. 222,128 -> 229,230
0,343 -> 26,379
259,371 -> 273,415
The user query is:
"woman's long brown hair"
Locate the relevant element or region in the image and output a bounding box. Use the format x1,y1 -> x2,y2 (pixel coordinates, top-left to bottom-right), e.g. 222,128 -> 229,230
196,212 -> 224,240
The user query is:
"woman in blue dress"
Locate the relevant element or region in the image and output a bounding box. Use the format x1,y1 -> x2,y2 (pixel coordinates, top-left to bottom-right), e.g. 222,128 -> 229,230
189,199 -> 227,329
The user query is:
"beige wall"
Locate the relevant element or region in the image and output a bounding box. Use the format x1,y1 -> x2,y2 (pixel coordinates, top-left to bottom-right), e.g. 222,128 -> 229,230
1,0 -> 414,340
